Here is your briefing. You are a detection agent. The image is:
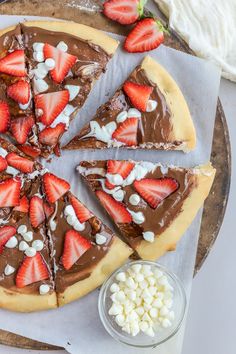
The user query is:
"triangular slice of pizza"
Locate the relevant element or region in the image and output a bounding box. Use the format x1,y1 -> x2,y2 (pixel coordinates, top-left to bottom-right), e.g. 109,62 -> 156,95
21,21 -> 119,157
0,139 -> 57,311
78,160 -> 215,260
65,56 -> 196,152
41,172 -> 132,307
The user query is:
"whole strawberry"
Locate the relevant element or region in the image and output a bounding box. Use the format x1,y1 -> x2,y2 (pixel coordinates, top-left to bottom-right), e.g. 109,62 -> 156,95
103,0 -> 147,25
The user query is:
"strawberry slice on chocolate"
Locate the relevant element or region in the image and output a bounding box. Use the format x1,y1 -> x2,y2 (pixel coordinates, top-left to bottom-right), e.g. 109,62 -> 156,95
69,195 -> 93,223
16,253 -> 49,288
105,160 -> 135,189
62,230 -> 92,270
43,172 -> 70,204
6,152 -> 34,174
0,226 -> 17,254
0,49 -> 26,77
17,145 -> 41,158
30,196 -> 46,228
134,178 -> 179,208
43,44 -> 77,84
35,90 -> 69,126
0,156 -> 8,172
103,0 -> 145,25
112,117 -> 138,147
10,116 -> 35,145
43,201 -> 55,219
96,190 -> 132,223
7,80 -> 30,105
0,100 -> 10,133
39,123 -> 66,146
123,81 -> 153,112
13,196 -> 29,213
0,177 -> 21,207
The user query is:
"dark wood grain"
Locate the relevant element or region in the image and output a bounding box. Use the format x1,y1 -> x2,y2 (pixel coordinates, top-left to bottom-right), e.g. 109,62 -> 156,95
0,0 -> 231,350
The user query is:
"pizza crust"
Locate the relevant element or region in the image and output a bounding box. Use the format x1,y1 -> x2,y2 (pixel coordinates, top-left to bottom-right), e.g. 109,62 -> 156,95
22,21 -> 119,56
58,237 -> 132,307
141,56 -> 196,152
0,286 -> 57,312
0,25 -> 20,38
136,163 -> 216,260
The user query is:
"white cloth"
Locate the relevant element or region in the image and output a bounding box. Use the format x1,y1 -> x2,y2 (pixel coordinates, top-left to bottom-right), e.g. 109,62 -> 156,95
154,0 -> 236,82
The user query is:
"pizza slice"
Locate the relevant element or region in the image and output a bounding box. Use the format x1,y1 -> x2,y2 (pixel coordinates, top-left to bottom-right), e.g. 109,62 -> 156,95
41,172 -> 132,307
65,56 -> 196,152
78,160 -> 215,260
21,21 -> 119,157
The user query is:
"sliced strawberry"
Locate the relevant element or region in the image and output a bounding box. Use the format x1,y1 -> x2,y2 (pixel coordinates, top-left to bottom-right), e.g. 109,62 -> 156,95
105,160 -> 135,189
43,172 -> 70,204
103,0 -> 144,25
0,226 -> 17,254
43,44 -> 77,83
112,117 -> 138,146
35,91 -> 69,126
123,81 -> 153,112
43,201 -> 54,219
70,195 -> 93,223
16,253 -> 49,288
39,123 -> 66,146
13,196 -> 29,213
0,156 -> 7,172
134,178 -> 179,208
0,178 -> 21,207
124,18 -> 164,53
62,230 -> 92,270
17,145 -> 41,158
6,152 -> 34,174
29,196 -> 45,228
7,80 -> 30,105
0,100 -> 10,133
96,190 -> 132,223
0,50 -> 25,77
10,116 -> 35,144
53,143 -> 61,157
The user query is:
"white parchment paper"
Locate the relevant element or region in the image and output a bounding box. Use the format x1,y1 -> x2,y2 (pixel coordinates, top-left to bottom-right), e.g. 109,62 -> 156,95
0,15 -> 221,354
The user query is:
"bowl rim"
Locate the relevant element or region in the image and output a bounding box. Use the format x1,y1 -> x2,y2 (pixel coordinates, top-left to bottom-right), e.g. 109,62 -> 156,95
98,260 -> 187,348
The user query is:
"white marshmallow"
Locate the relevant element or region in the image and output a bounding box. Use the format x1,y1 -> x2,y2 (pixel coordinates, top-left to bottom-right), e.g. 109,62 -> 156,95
33,42 -> 44,52
17,225 -> 27,235
33,51 -> 44,62
110,283 -> 120,293
73,220 -> 85,231
149,308 -> 158,319
5,236 -> 18,248
135,273 -> 144,282
160,306 -> 169,317
143,231 -> 155,243
162,318 -> 172,328
116,272 -> 126,282
65,85 -> 80,101
19,240 -> 29,251
115,291 -> 126,303
25,247 -> 37,257
129,194 -> 140,206
106,173 -> 123,186
116,111 -> 128,123
95,233 -> 107,245
108,304 -> 123,316
144,326 -> 155,337
34,78 -> 49,93
112,189 -> 125,202
23,231 -> 33,242
146,99 -> 158,112
34,63 -> 48,79
57,41 -> 68,52
32,240 -> 44,251
64,205 -> 74,216
115,314 -> 125,326
4,265 -> 15,276
45,58 -> 56,70
131,263 -> 142,274
125,277 -> 136,289
127,108 -> 141,118
128,209 -> 145,225
39,284 -> 50,295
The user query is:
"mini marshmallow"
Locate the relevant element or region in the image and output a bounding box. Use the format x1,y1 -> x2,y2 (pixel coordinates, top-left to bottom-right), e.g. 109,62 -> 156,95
34,78 -> 49,93
73,221 -> 85,231
106,173 -> 123,186
144,326 -> 155,337
17,225 -> 27,235
25,247 -> 37,257
127,108 -> 141,118
108,304 -> 123,316
149,308 -> 158,319
45,58 -> 56,70
125,277 -> 137,289
162,318 -> 172,328
4,265 -> 15,276
34,63 -> 48,79
116,272 -> 126,282
115,291 -> 126,303
19,240 -> 29,252
135,273 -> 144,283
39,284 -> 50,295
65,84 -> 80,101
115,314 -> 125,326
112,189 -> 125,202
23,231 -> 33,242
64,205 -> 74,215
57,41 -> 68,52
33,42 -> 44,51
136,306 -> 145,316
160,306 -> 169,317
5,236 -> 18,248
143,231 -> 155,243
131,263 -> 142,274
128,209 -> 145,225
129,194 -> 140,206
110,283 -> 120,293
152,298 -> 163,309
116,111 -> 128,123
32,240 -> 44,251
95,233 -> 107,245
146,100 -> 158,112
33,51 -> 44,62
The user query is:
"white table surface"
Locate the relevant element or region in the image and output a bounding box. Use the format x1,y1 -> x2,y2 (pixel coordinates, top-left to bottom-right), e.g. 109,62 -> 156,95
0,2 -> 236,353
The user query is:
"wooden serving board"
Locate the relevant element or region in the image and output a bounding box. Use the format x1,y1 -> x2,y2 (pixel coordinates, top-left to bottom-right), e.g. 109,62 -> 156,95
0,0 -> 231,350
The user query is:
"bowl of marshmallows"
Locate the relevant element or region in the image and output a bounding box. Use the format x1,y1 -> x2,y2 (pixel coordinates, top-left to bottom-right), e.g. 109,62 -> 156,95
98,261 -> 186,348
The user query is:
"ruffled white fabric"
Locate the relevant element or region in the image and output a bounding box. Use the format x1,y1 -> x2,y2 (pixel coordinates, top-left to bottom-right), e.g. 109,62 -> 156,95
154,0 -> 236,82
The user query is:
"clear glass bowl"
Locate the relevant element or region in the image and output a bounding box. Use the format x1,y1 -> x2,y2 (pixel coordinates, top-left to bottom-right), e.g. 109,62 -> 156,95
98,261 -> 186,348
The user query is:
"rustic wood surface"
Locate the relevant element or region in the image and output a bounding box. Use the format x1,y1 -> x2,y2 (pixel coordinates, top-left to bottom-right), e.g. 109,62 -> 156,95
0,0 -> 231,350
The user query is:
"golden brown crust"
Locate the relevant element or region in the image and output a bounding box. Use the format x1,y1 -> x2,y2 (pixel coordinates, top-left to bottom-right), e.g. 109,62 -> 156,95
58,237 -> 132,307
0,286 -> 57,312
0,25 -> 19,38
141,56 -> 196,152
22,21 -> 119,56
136,163 -> 216,260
